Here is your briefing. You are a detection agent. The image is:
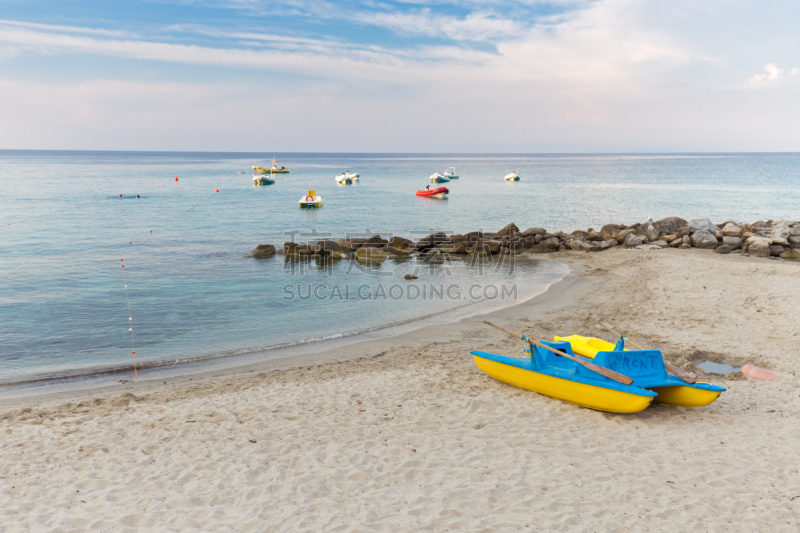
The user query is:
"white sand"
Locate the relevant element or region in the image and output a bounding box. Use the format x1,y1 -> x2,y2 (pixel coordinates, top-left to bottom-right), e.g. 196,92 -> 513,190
2,248 -> 800,532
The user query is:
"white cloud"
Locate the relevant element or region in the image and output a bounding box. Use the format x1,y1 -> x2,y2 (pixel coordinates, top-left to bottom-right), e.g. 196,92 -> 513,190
746,62 -> 784,85
792,68 -> 799,76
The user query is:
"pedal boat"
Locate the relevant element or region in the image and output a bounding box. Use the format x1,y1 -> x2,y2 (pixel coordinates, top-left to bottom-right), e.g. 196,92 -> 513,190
554,335 -> 725,408
471,340 -> 657,413
416,186 -> 448,199
298,189 -> 323,208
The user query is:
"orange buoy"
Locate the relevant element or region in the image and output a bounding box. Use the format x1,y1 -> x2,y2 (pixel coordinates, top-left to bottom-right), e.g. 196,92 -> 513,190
132,351 -> 136,354
741,364 -> 780,381
215,188 -> 219,192
174,176 -> 178,182
238,171 -> 242,174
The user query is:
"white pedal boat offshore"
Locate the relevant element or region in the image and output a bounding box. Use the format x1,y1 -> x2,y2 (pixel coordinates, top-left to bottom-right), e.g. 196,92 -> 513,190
335,171 -> 359,185
442,167 -> 459,179
504,172 -> 520,181
298,189 -> 323,208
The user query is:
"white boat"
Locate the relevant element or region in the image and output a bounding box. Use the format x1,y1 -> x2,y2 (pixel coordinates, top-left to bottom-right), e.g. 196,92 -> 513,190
299,189 -> 323,208
504,171 -> 520,181
253,174 -> 275,185
335,171 -> 359,185
443,167 -> 459,179
430,173 -> 450,183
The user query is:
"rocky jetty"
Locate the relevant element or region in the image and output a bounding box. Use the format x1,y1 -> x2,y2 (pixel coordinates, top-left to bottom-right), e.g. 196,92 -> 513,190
251,217 -> 800,262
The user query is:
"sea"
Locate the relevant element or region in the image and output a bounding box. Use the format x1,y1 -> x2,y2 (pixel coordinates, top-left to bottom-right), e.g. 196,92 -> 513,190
1,151 -> 799,395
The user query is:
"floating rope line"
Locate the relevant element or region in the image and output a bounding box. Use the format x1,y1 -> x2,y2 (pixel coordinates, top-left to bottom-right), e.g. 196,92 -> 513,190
121,258 -> 137,380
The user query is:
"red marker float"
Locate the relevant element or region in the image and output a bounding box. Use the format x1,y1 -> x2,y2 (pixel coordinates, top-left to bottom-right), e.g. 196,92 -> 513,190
174,176 -> 178,182
215,188 -> 219,193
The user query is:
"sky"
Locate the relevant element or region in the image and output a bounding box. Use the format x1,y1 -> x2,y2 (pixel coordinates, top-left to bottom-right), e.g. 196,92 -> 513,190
0,0 -> 799,152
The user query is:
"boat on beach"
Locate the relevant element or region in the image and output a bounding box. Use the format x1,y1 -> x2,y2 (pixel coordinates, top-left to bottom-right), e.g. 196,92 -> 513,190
416,186 -> 448,199
554,334 -> 726,407
504,172 -> 520,181
474,324 -> 724,413
298,189 -> 323,208
254,159 -> 289,174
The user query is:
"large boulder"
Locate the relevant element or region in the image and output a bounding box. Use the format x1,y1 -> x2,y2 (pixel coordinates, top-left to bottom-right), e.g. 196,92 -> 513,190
586,230 -> 605,242
691,230 -> 719,249
653,217 -> 688,235
600,224 -> 626,240
248,244 -> 276,258
714,245 -> 732,254
722,236 -> 742,250
748,240 -> 771,258
415,232 -> 448,250
520,227 -> 547,237
753,226 -> 793,246
528,243 -> 558,253
388,236 -> 415,249
614,228 -> 635,242
721,223 -> 743,238
361,234 -> 388,248
622,233 -> 644,248
770,245 -> 786,257
494,222 -> 519,239
688,218 -> 721,233
644,224 -> 659,242
315,240 -> 343,254
355,247 -> 388,261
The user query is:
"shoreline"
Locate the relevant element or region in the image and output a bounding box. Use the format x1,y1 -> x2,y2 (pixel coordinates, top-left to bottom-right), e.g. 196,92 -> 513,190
0,258 -> 580,407
2,247 -> 799,530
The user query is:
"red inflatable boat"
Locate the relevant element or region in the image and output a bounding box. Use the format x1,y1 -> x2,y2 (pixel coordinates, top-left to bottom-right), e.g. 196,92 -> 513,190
416,186 -> 449,199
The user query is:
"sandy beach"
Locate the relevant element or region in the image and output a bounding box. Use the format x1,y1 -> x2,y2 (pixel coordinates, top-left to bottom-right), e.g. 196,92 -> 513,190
2,247 -> 800,532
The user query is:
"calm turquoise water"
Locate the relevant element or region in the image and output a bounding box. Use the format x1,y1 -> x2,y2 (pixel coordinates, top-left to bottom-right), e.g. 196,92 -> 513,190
1,151 -> 799,388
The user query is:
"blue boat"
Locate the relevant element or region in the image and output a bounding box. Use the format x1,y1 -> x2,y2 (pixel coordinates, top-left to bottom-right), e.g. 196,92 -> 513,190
472,339 -> 725,413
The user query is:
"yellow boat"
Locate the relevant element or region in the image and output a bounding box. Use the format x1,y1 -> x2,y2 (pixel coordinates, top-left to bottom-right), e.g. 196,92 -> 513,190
554,334 -> 725,408
253,159 -> 289,174
471,339 -> 658,413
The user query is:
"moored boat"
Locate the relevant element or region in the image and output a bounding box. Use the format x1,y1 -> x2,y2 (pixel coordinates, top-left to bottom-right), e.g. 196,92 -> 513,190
335,171 -> 358,185
504,172 -> 520,181
443,167 -> 459,179
554,334 -> 726,407
298,189 -> 323,208
254,159 -> 289,174
430,173 -> 450,183
416,186 -> 449,199
253,174 -> 276,186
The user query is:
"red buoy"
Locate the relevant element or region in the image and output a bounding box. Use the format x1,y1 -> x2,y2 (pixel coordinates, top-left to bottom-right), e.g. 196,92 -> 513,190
132,351 -> 136,354
215,188 -> 220,193
174,176 -> 178,182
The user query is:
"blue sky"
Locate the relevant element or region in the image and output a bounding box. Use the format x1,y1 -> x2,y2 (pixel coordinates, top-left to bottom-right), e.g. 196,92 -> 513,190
1,0 -> 799,152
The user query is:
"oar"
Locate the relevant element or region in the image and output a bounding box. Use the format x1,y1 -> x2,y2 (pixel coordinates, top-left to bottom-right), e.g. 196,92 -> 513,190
483,321 -> 634,385
595,321 -> 696,385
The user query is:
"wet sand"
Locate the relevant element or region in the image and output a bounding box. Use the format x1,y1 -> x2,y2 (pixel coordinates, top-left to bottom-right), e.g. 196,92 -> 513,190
2,248 -> 799,531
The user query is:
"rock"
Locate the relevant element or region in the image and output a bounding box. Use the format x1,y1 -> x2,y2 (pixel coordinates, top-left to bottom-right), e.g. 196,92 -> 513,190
600,224 -> 626,240
753,226 -> 793,246
328,251 -> 345,260
604,239 -> 620,249
569,240 -> 593,252
440,242 -> 467,254
529,243 -> 557,253
571,230 -> 588,241
691,229 -> 719,249
644,224 -> 659,242
744,236 -> 771,247
675,227 -> 692,239
790,236 -> 800,246
403,274 -> 418,280
248,244 -> 276,258
722,223 -> 743,238
388,236 -> 415,249
586,230 -> 605,242
653,217 -> 688,235
541,237 -> 561,249
682,235 -> 691,245
315,240 -> 343,254
659,234 -> 678,243
415,232 -> 448,250
678,243 -> 691,249
614,228 -> 635,242
361,235 -> 388,248
495,222 -> 520,238
622,233 -> 644,248
748,240 -> 771,258
688,218 -> 721,233
770,245 -> 786,257
650,240 -> 669,248
387,246 -> 413,256
636,244 -> 663,251
511,236 -> 537,252
669,238 -> 682,248
336,239 -> 363,252
780,249 -> 800,260
714,245 -> 731,254
355,247 -> 388,261
521,227 -> 547,237
722,236 -> 742,250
